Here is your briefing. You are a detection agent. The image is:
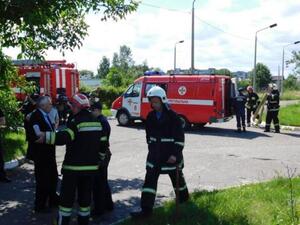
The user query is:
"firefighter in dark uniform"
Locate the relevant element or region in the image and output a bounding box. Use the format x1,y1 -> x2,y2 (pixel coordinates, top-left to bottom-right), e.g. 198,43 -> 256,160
90,102 -> 114,216
36,93 -> 106,225
28,96 -> 58,212
233,88 -> 247,132
245,86 -> 259,127
265,83 -> 280,133
0,109 -> 11,183
131,86 -> 189,219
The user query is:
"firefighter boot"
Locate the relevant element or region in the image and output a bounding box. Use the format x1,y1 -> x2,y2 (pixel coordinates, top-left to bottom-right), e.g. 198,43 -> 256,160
78,215 -> 90,225
243,126 -> 246,132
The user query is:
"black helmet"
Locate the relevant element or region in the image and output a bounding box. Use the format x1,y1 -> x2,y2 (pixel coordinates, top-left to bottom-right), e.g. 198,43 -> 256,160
58,94 -> 68,103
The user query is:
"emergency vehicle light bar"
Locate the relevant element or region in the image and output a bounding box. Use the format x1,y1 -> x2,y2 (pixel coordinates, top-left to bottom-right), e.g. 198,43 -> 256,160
12,60 -> 75,68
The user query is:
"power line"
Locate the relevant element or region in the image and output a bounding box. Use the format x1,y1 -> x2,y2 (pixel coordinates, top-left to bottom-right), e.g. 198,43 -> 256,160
140,2 -> 278,54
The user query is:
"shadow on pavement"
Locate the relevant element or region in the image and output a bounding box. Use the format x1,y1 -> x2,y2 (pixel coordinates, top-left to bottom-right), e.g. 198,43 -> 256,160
186,126 -> 271,140
0,164 -> 150,225
119,122 -> 270,140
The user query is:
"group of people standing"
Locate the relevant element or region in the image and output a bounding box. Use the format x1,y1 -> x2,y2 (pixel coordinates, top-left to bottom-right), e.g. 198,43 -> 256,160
19,94 -> 114,225
233,83 -> 281,133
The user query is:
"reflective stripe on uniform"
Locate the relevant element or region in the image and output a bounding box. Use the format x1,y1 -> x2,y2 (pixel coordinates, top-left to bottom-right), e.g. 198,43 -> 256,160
149,137 -> 157,142
78,207 -> 90,217
59,206 -> 72,213
99,152 -> 106,160
100,136 -> 108,141
64,128 -> 75,141
274,123 -> 280,126
62,165 -> 99,171
175,185 -> 187,191
161,138 -> 174,142
146,162 -> 154,168
179,185 -> 187,191
46,132 -> 56,145
268,108 -> 279,112
142,188 -> 156,195
77,122 -> 102,132
175,142 -> 184,147
161,166 -> 176,171
269,101 -> 277,103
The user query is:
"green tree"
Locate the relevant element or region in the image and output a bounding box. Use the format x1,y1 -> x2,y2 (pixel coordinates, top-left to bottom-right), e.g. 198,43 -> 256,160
250,63 -> 272,90
112,53 -> 120,68
0,1 -> 138,127
79,70 -> 94,78
287,50 -> 300,77
216,68 -> 232,77
283,75 -> 300,90
97,56 -> 110,79
0,0 -> 139,59
0,51 -> 33,127
119,45 -> 134,72
104,67 -> 125,87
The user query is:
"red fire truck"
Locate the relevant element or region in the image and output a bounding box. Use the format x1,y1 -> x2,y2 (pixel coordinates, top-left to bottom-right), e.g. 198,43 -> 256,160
12,60 -> 80,102
111,72 -> 235,129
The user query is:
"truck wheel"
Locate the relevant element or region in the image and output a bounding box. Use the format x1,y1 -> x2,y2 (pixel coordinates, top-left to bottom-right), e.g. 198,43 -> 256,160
117,111 -> 131,126
178,115 -> 191,130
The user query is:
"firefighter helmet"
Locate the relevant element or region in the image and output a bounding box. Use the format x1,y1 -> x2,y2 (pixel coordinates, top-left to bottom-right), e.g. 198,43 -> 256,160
147,86 -> 168,103
269,83 -> 278,91
246,86 -> 253,92
70,93 -> 90,109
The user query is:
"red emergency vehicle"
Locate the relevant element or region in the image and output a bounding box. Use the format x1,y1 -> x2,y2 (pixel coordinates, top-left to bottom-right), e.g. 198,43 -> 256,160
12,60 -> 80,102
111,73 -> 235,129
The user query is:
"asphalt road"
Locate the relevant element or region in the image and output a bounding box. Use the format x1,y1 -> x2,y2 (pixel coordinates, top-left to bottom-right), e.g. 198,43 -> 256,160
0,118 -> 300,225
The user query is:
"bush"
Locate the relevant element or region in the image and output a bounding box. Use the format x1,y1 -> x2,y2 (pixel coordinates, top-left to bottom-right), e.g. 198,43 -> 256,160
94,85 -> 126,108
1,129 -> 27,162
0,50 -> 30,128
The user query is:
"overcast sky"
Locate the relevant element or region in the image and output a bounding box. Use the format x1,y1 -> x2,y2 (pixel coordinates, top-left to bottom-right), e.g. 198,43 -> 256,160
4,0 -> 300,77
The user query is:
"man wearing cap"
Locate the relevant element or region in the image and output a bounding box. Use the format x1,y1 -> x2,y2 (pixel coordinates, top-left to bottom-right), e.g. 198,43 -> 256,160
130,86 -> 189,219
265,84 -> 280,133
90,102 -> 114,216
245,86 -> 259,127
36,93 -> 106,225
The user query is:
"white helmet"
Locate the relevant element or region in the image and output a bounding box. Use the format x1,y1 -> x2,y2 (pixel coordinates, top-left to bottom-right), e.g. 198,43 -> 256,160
269,83 -> 278,91
147,86 -> 168,103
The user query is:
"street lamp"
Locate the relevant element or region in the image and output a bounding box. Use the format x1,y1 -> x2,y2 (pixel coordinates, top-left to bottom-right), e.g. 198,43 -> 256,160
191,0 -> 196,74
174,40 -> 184,73
253,23 -> 277,91
281,40 -> 300,93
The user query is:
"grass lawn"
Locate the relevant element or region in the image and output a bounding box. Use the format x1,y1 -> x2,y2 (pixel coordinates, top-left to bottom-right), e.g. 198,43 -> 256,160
120,177 -> 300,225
258,90 -> 300,101
280,90 -> 300,101
1,129 -> 27,162
262,104 -> 300,127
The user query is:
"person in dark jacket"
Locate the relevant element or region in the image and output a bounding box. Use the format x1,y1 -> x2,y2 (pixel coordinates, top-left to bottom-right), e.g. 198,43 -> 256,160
245,86 -> 259,127
28,96 -> 58,212
130,86 -> 189,219
90,102 -> 114,216
0,109 -> 11,183
22,93 -> 39,160
265,83 -> 280,133
233,88 -> 247,132
36,93 -> 106,225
